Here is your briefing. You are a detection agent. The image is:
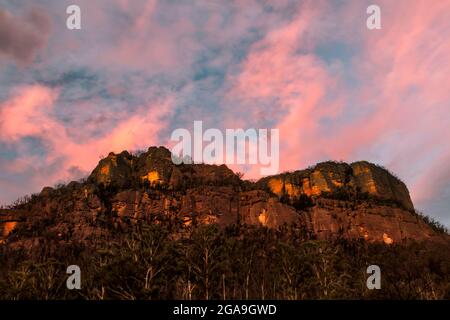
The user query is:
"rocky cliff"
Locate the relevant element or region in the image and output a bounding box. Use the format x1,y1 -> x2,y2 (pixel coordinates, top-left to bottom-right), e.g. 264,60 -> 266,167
0,146 -> 447,248
88,146 -> 240,190
257,161 -> 414,211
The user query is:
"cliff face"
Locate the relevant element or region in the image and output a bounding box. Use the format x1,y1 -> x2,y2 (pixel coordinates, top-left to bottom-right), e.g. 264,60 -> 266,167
303,199 -> 436,242
351,161 -> 414,211
89,146 -> 240,189
0,210 -> 20,238
105,189 -> 436,242
0,146 -> 446,247
257,161 -> 414,211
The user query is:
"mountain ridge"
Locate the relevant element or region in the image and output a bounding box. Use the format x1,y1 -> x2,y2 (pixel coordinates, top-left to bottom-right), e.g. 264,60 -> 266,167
0,146 -> 448,247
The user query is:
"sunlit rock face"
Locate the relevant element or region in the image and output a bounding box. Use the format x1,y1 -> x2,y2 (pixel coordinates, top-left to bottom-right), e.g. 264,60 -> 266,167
2,221 -> 17,238
302,199 -> 437,243
89,151 -> 134,188
101,190 -> 438,243
351,161 -> 414,211
1,147 -> 445,249
257,161 -> 414,211
88,146 -> 240,190
135,146 -> 174,185
0,209 -> 27,241
107,188 -> 297,230
259,162 -> 353,198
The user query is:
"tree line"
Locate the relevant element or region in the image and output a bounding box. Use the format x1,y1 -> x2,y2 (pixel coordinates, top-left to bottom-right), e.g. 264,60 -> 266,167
1,220 -> 448,300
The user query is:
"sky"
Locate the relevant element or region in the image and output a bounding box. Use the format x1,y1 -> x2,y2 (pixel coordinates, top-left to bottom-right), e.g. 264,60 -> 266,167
0,0 -> 449,227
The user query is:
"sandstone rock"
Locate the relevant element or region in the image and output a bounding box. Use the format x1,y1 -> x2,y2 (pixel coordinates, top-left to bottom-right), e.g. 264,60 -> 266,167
89,151 -> 133,188
40,186 -> 54,197
136,146 -> 174,185
351,161 -> 413,210
258,161 -> 414,211
302,199 -> 437,242
88,146 -> 240,190
258,162 -> 352,197
1,147 -> 445,247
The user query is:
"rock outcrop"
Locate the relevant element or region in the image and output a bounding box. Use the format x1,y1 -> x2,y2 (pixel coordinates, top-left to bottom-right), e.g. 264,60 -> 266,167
89,150 -> 134,188
303,199 -> 436,243
257,161 -> 414,211
1,146 -> 446,248
88,146 -> 240,189
0,209 -> 27,242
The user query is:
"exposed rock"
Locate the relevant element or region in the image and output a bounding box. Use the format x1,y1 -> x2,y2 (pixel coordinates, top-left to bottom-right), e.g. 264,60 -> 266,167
40,186 -> 54,197
88,146 -> 240,189
0,209 -> 28,240
257,161 -> 414,211
104,189 -> 440,243
88,151 -> 134,188
135,146 -> 174,185
302,199 -> 437,243
351,161 -> 414,210
1,147 -> 446,248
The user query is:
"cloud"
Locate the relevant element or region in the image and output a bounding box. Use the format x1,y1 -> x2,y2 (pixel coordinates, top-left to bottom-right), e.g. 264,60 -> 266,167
0,0 -> 449,226
222,0 -> 450,220
319,0 -> 450,207
0,85 -> 58,141
0,84 -> 174,200
223,1 -> 345,175
0,7 -> 51,65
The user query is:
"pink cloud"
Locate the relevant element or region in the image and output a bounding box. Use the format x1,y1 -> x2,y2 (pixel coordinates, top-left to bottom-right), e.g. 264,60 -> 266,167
411,150 -> 450,204
1,0 -> 449,222
0,85 -> 60,142
224,2 -> 345,176
320,0 -> 450,208
223,0 -> 450,202
329,0 -> 450,156
97,0 -> 198,73
0,85 -> 174,195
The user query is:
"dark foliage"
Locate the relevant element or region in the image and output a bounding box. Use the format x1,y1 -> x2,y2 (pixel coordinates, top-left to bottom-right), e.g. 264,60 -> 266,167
1,222 -> 448,300
415,211 -> 448,235
280,194 -> 315,211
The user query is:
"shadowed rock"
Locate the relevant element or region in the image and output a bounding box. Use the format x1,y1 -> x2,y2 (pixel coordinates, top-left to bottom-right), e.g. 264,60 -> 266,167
1,147 -> 446,248
257,161 -> 414,211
